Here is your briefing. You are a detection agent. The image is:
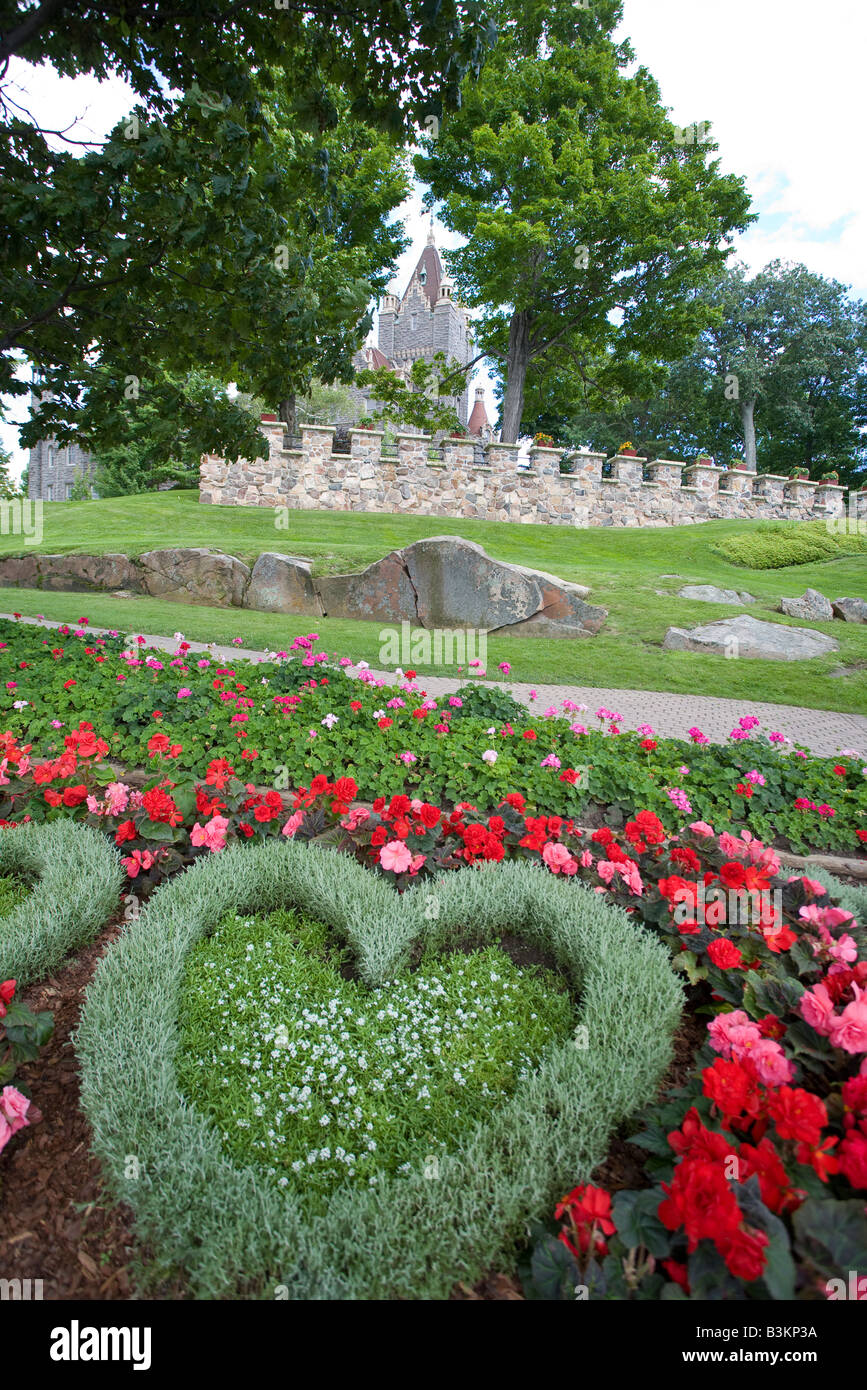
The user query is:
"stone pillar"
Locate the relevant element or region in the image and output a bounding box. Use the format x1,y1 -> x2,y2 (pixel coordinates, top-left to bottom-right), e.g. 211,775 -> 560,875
718,467 -> 753,497
486,441 -> 518,473
753,474 -> 788,508
570,450 -> 605,490
813,483 -> 845,517
528,444 -> 563,476
441,436 -> 476,469
396,433 -> 430,469
784,477 -> 818,509
609,452 -> 644,488
300,424 -> 335,469
349,428 -> 384,464
682,462 -> 724,498
259,416 -> 285,467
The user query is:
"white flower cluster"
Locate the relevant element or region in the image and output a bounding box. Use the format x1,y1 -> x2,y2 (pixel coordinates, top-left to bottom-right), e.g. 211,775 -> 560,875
178,914 -> 573,1202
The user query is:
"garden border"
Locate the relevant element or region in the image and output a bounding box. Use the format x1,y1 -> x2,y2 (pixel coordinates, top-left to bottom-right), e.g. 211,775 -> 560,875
76,841 -> 683,1299
0,820 -> 124,988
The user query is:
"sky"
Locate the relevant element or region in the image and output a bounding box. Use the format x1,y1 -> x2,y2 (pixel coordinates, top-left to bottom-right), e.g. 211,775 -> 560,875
3,0 -> 865,475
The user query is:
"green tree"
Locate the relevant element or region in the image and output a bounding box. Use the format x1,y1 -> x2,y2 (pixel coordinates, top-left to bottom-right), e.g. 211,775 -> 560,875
2,1 -> 491,458
0,441 -> 20,497
415,0 -> 753,441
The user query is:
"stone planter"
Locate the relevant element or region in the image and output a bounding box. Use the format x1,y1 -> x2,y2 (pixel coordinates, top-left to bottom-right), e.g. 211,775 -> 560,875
645,459 -> 684,492
813,483 -> 845,516
784,478 -> 818,506
607,453 -> 644,487
682,462 -> 724,496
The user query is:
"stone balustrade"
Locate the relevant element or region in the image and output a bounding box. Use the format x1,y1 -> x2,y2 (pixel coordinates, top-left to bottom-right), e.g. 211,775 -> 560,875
199,426 -> 849,528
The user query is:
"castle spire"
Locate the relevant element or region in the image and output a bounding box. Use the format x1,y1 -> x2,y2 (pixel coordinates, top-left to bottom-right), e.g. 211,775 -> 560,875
427,213 -> 435,246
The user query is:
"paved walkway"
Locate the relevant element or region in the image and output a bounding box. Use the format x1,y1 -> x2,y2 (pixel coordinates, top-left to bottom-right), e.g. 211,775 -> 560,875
4,613 -> 866,757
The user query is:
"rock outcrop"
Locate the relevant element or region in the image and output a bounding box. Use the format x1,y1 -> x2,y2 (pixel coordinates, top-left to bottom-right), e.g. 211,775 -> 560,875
663,613 -> 838,661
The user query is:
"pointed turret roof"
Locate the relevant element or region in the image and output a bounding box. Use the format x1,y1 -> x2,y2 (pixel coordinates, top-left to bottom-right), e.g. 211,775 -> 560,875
402,216 -> 442,309
468,387 -> 490,436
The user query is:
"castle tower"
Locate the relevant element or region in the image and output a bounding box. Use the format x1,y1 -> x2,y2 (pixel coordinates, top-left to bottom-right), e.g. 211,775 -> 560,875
375,219 -> 473,425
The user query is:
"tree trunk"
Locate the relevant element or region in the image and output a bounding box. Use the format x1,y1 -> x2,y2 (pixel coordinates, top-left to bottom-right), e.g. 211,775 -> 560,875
500,310 -> 532,443
279,394 -> 297,439
741,397 -> 757,471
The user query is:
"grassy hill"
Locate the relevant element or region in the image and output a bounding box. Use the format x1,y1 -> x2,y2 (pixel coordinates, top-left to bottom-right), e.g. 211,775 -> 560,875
1,491 -> 865,712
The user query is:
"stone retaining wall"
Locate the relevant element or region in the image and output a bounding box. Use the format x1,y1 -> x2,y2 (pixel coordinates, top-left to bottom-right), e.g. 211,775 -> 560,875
199,421 -> 858,528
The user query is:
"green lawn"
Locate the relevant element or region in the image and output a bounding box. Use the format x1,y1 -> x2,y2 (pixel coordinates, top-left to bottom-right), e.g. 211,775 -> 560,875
2,491 -> 866,712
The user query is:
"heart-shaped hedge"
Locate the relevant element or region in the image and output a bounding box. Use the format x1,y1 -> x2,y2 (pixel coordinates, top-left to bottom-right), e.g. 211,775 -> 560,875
77,841 -> 682,1299
0,820 -> 124,987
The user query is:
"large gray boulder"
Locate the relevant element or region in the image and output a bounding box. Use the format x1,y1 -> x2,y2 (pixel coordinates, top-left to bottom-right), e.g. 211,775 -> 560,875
678,584 -> 755,605
663,613 -> 838,661
39,552 -> 139,593
779,588 -> 834,621
317,551 -> 419,623
0,554 -> 41,589
832,596 -> 867,624
315,535 -> 606,636
245,553 -> 321,615
138,548 -> 250,607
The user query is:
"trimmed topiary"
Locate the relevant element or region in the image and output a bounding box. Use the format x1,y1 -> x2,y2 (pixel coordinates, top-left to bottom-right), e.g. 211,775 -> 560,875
77,841 -> 682,1300
0,821 -> 124,988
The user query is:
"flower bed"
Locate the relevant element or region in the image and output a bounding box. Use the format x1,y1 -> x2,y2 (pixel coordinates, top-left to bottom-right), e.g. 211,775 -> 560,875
0,617 -> 864,857
76,840 -> 681,1299
0,819 -> 123,988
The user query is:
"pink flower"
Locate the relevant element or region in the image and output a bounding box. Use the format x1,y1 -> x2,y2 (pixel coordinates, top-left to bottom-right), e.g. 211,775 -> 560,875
482,749 -> 498,765
177,687 -> 192,699
399,751 -> 418,765
542,842 -> 577,875
769,731 -> 786,743
498,662 -> 511,675
718,831 -> 748,860
745,769 -> 765,786
799,982 -> 836,1036
340,807 -> 369,832
688,726 -> 709,745
708,1009 -> 759,1059
281,810 -> 305,839
688,821 -> 715,837
596,859 -> 617,885
828,986 -> 867,1054
105,782 -> 130,816
380,840 -> 413,873
748,1038 -> 795,1086
569,723 -> 587,735
541,754 -> 561,769
0,1086 -> 31,1144
190,815 -> 229,852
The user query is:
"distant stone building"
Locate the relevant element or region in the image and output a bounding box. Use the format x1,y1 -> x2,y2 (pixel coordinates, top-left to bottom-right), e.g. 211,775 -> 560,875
352,220 -> 478,428
26,391 -> 98,502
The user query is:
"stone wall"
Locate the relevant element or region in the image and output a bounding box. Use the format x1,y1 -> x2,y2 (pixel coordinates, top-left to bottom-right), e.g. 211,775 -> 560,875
200,422 -> 855,529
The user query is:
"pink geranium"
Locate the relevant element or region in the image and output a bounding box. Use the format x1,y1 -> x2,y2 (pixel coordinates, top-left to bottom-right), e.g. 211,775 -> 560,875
190,815 -> 229,852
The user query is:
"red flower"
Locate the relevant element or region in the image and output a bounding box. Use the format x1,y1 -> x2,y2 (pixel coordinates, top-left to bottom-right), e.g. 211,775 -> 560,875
555,1184 -> 616,1257
114,819 -> 137,845
61,783 -> 88,807
659,1159 -> 741,1250
332,776 -> 358,805
766,1086 -> 827,1148
702,1058 -> 762,1128
205,758 -> 235,789
0,978 -> 16,1017
640,738 -> 657,751
377,717 -> 393,729
707,938 -> 744,971
418,803 -> 441,829
522,730 -> 537,740
718,1226 -> 769,1282
719,861 -> 746,890
837,1131 -> 867,1191
662,1260 -> 689,1293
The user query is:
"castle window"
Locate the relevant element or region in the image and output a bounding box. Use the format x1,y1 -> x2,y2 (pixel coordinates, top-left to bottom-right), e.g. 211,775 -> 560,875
46,483 -> 53,500
420,270 -> 427,285
66,483 -> 73,499
47,445 -> 54,469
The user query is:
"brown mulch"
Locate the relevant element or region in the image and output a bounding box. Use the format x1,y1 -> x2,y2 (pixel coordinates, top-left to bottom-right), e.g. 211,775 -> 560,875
0,918 -> 144,1300
0,911 -> 707,1303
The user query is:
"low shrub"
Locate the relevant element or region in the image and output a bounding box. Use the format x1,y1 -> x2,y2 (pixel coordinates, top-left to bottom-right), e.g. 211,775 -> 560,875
0,819 -> 124,987
76,841 -> 681,1299
713,521 -> 867,569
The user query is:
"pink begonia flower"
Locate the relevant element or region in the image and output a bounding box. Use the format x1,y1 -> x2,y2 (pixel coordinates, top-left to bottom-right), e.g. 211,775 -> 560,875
542,842 -> 578,875
281,810 -> 305,839
106,782 -> 130,816
749,1038 -> 795,1087
86,794 -> 101,815
718,831 -> 749,860
799,982 -> 836,1036
579,850 -> 594,868
829,987 -> 867,1054
340,807 -> 369,832
829,934 -> 859,965
688,821 -> 715,837
708,1010 -> 758,1059
0,1085 -> 31,1151
482,749 -> 498,765
190,815 -> 229,852
793,876 -> 829,898
380,840 -> 413,873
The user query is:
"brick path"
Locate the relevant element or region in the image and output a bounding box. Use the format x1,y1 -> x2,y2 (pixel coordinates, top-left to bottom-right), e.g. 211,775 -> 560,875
7,613 -> 865,758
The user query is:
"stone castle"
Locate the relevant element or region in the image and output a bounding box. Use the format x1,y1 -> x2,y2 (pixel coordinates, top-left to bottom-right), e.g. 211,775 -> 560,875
26,391 -> 98,502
